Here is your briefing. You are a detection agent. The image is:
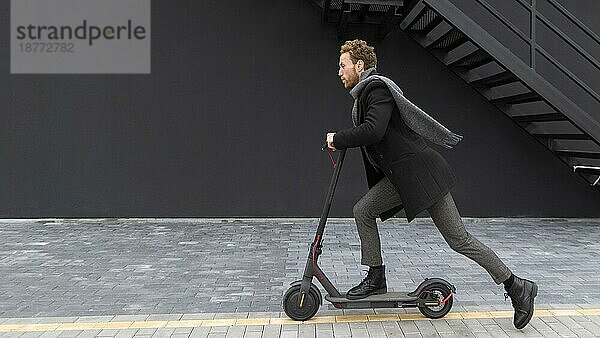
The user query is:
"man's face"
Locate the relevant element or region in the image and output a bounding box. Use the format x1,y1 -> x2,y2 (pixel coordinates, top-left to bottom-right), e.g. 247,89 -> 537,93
338,52 -> 361,90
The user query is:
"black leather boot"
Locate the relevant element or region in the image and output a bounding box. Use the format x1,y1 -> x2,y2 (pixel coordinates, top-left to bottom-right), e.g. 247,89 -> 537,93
346,266 -> 387,300
505,275 -> 538,329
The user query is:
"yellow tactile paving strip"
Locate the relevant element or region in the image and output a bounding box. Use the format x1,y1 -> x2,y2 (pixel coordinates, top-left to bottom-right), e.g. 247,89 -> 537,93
0,309 -> 598,332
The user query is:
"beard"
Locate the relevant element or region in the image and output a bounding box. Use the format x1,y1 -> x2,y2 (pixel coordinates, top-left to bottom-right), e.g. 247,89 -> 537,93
344,70 -> 360,89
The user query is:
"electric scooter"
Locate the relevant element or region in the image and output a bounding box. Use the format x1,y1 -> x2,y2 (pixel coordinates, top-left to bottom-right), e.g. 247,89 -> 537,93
282,147 -> 456,321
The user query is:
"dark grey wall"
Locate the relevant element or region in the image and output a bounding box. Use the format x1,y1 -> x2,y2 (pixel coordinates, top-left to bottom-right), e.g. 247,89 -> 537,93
1,0 -> 599,218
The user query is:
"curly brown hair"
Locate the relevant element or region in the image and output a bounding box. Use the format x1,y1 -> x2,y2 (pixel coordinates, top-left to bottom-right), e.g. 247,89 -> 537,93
340,39 -> 377,69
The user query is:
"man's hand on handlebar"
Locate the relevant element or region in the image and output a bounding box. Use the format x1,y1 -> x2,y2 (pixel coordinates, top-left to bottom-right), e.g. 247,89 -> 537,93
326,132 -> 337,151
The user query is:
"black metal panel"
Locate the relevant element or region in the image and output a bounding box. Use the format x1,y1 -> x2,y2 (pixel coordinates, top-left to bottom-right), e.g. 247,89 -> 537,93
399,1 -> 426,30
555,151 -> 600,159
470,71 -> 518,88
408,8 -> 438,31
420,14 -> 444,35
512,113 -> 567,123
446,49 -> 491,69
490,92 -> 540,105
426,29 -> 468,52
574,166 -> 600,175
532,133 -> 589,140
461,54 -> 494,70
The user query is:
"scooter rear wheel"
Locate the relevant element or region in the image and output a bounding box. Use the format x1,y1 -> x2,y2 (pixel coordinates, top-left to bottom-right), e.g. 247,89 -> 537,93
283,284 -> 320,321
418,282 -> 454,319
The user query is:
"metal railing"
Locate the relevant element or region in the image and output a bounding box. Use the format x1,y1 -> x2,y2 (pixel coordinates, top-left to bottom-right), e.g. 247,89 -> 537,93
423,0 -> 600,144
471,0 -> 600,104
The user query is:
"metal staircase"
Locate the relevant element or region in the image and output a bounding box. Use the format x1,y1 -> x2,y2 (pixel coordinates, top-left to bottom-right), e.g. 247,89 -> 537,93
312,0 -> 406,39
309,0 -> 600,187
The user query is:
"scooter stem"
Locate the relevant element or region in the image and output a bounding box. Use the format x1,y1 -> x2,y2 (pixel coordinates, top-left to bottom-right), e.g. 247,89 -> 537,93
297,148 -> 347,301
314,148 -> 346,243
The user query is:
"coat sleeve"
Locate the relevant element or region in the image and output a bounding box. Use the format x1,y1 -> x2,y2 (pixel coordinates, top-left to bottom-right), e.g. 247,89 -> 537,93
333,82 -> 394,149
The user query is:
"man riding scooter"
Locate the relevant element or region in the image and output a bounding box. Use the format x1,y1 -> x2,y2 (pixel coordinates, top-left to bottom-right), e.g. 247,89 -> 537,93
327,39 -> 537,330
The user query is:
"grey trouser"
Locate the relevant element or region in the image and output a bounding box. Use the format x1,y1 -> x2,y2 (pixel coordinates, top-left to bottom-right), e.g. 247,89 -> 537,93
353,176 -> 512,284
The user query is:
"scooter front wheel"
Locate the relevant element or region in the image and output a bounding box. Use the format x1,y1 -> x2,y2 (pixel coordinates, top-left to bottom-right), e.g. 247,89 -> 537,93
418,282 -> 454,319
283,284 -> 321,321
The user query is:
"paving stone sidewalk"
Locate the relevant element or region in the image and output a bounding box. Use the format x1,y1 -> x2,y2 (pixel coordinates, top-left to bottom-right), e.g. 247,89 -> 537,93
0,218 -> 599,319
1,310 -> 600,337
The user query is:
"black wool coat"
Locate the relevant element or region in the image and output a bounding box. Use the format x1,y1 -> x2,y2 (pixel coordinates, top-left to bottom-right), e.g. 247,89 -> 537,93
333,73 -> 457,222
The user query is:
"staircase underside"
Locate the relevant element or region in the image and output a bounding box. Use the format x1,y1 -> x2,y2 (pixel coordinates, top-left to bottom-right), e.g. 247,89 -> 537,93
310,0 -> 600,188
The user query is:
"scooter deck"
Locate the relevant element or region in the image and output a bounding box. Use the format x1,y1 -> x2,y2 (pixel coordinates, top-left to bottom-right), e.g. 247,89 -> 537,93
325,292 -> 418,303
